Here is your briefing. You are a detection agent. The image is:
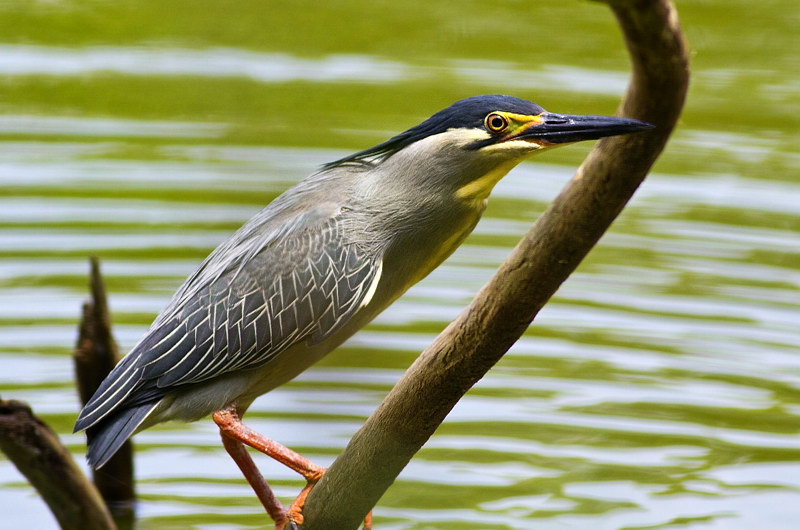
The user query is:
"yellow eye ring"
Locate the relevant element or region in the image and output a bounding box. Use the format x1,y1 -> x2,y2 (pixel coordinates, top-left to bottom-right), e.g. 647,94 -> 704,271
484,113 -> 509,133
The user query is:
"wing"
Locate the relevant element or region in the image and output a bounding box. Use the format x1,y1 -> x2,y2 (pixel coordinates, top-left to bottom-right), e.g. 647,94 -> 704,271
75,204 -> 381,431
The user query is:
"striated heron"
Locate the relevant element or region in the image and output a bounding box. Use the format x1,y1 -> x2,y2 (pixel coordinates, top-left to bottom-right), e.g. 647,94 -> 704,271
74,95 -> 651,528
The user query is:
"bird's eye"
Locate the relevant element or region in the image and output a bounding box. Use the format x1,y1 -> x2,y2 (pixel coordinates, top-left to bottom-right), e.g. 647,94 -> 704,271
485,113 -> 509,133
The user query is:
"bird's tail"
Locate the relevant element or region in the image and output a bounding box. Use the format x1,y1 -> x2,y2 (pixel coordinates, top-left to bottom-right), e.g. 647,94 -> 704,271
86,402 -> 156,469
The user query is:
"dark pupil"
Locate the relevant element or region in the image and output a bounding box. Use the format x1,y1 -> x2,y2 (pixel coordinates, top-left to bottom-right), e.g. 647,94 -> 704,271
490,116 -> 505,130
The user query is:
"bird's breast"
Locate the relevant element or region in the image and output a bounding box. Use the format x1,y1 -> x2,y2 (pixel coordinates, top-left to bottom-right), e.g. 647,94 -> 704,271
365,201 -> 484,314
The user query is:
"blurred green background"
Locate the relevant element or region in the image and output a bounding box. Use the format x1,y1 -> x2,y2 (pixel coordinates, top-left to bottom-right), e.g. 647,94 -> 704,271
1,1 -> 798,529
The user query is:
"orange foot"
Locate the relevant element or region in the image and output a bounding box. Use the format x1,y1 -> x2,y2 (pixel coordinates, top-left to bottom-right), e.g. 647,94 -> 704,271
280,470 -> 372,530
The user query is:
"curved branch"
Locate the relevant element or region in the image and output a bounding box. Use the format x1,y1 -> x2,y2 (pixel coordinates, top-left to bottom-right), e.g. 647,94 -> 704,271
301,1 -> 689,528
0,399 -> 115,530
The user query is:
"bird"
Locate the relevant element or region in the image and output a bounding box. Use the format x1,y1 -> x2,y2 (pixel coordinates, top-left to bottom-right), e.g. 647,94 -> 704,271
74,94 -> 651,528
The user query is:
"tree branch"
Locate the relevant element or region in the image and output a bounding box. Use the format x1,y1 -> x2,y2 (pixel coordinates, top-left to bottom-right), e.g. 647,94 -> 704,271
300,1 -> 689,528
74,257 -> 136,525
0,399 -> 115,530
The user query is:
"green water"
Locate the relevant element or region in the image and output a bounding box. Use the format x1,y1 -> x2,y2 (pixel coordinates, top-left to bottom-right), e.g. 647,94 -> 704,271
1,1 -> 798,529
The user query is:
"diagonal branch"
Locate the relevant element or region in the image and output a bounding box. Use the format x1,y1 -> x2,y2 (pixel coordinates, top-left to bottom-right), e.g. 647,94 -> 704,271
0,399 -> 116,530
300,1 -> 689,528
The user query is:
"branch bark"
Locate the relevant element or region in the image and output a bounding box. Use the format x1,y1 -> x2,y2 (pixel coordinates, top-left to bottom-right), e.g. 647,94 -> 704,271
300,1 -> 689,528
74,257 -> 136,526
0,399 -> 115,530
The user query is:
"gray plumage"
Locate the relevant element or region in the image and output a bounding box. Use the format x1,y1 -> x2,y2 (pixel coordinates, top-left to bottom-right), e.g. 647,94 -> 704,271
75,170 -> 387,467
74,95 -> 652,468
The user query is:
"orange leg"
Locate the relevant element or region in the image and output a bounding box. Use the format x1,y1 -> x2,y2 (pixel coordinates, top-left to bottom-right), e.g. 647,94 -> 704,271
214,403 -> 377,529
213,404 -> 325,481
217,432 -> 288,527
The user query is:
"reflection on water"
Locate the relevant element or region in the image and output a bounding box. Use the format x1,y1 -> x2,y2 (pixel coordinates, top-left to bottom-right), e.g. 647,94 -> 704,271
0,116 -> 226,138
1,1 -> 798,529
0,44 -> 630,96
0,45 -> 408,84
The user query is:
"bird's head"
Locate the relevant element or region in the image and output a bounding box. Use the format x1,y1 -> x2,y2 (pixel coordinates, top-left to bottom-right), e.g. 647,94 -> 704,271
325,95 -> 653,202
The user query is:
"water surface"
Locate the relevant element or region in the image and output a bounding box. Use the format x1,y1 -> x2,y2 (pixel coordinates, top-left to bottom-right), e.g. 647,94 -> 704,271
1,1 -> 798,529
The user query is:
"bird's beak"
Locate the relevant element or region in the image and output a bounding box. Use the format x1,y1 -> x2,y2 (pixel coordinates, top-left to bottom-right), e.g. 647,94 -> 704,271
513,113 -> 654,145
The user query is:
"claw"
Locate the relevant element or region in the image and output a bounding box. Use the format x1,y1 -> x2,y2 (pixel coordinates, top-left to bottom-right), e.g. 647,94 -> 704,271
285,477 -> 318,526
279,472 -> 372,529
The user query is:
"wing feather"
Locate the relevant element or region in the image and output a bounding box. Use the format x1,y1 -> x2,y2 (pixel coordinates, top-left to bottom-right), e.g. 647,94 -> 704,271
75,204 -> 380,431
